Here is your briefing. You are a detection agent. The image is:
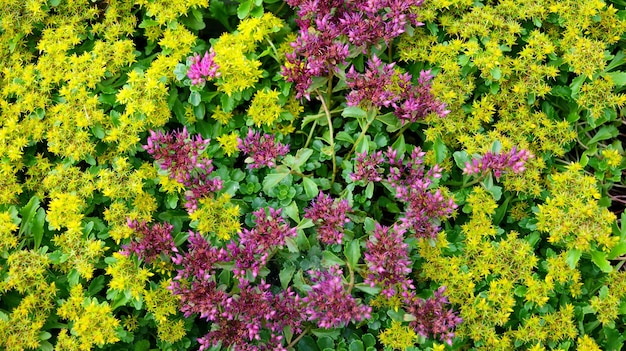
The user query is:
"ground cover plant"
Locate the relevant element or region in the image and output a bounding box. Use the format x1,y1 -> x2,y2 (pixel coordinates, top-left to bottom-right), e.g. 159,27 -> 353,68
0,0 -> 625,350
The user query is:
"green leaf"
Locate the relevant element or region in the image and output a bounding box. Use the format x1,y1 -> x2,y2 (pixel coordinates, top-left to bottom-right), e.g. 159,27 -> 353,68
303,177 -> 319,199
321,251 -> 345,267
87,275 -> 106,296
262,166 -> 291,194
607,72 -> 626,87
336,131 -> 355,143
433,138 -> 448,163
317,336 -> 335,350
237,0 -> 253,19
189,91 -> 201,106
32,208 -> 45,250
353,283 -> 381,295
588,125 -> 618,144
342,106 -> 367,119
391,134 -> 406,156
284,201 -> 300,223
344,239 -> 360,269
490,67 -> 502,80
361,334 -> 376,348
590,250 -> 613,273
608,241 -> 626,259
279,263 -> 296,290
349,340 -> 364,351
453,151 -> 469,170
134,340 -> 151,351
297,336 -> 320,351
570,75 -> 587,98
565,249 -> 582,269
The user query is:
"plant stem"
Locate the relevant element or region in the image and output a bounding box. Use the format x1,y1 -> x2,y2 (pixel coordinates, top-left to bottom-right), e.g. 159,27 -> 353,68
304,120 -> 317,149
316,88 -> 337,185
265,38 -> 281,62
345,109 -> 377,161
286,327 -> 311,349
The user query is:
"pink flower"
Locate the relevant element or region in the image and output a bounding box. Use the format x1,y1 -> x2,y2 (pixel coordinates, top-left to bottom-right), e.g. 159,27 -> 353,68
463,147 -> 533,179
304,192 -> 352,245
187,50 -> 219,86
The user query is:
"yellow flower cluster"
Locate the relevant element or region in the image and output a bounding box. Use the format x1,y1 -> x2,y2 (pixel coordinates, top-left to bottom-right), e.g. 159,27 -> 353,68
144,280 -> 186,343
217,132 -> 241,156
536,163 -> 618,252
189,193 -> 241,240
378,321 -> 417,350
0,211 -> 19,251
57,285 -> 120,350
248,89 -> 283,127
105,252 -> 153,299
211,13 -> 284,96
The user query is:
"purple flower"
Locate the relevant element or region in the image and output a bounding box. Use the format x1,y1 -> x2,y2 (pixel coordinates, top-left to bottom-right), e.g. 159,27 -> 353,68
123,220 -> 178,264
227,207 -> 297,280
145,128 -> 223,211
345,55 -> 399,109
302,265 -> 372,328
351,151 -> 385,183
364,223 -> 414,297
239,130 -> 290,169
404,286 -> 462,345
187,50 -> 219,86
304,192 -> 352,245
463,147 -> 533,179
170,231 -> 227,281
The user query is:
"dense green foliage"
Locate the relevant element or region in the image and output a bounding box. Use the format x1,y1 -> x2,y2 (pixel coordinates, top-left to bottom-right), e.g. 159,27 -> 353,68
0,0 -> 625,350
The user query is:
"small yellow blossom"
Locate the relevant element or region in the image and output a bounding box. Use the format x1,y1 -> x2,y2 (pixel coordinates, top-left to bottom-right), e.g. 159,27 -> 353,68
378,321 -> 417,350
217,132 -> 240,156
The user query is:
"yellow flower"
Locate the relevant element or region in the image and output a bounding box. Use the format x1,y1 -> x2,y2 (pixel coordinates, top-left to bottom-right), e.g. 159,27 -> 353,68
211,106 -> 233,124
378,321 -> 417,350
248,89 -> 283,127
217,132 -> 240,156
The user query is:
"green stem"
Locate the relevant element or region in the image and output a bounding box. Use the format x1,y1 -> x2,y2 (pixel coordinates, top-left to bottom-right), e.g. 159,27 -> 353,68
316,88 -> 337,185
286,327 -> 311,349
304,120 -> 317,149
345,110 -> 377,161
393,123 -> 411,140
265,38 -> 281,62
346,261 -> 356,294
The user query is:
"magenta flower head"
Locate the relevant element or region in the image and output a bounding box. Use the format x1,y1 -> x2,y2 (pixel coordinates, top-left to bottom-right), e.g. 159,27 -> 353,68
302,265 -> 372,328
239,129 -> 290,169
304,192 -> 352,245
364,223 -> 414,298
404,286 -> 462,345
463,147 -> 533,179
123,219 -> 178,264
187,50 -> 219,86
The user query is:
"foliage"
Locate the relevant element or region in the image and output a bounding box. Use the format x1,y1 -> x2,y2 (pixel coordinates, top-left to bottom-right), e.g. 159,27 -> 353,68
0,0 -> 625,350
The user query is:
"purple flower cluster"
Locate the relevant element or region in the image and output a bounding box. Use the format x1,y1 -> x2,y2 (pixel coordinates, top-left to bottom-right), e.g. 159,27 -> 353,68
463,147 -> 533,179
187,50 -> 219,86
227,207 -> 297,279
304,192 -> 352,245
351,150 -> 385,183
283,0 -> 425,98
196,281 -> 303,351
351,147 -> 457,239
123,220 -> 178,264
239,130 -> 290,169
405,287 -> 462,345
346,57 -> 449,122
364,223 -> 414,298
145,128 -> 223,211
302,265 -> 372,328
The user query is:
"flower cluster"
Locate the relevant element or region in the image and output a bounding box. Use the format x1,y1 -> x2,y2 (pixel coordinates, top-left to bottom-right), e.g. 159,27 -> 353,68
463,147 -> 533,179
302,265 -> 372,328
124,220 -> 178,264
364,223 -> 414,298
346,56 -> 449,121
405,287 -> 462,346
283,0 -> 425,98
187,50 -> 219,86
239,130 -> 290,169
304,192 -> 352,244
351,151 -> 385,183
227,207 -> 297,279
145,128 -> 223,211
352,147 -> 457,239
